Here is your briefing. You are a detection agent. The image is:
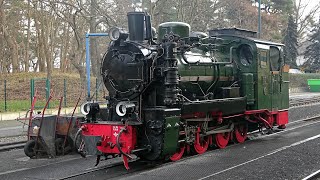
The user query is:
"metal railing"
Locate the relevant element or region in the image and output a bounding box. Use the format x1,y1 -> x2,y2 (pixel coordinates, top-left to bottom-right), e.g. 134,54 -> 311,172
0,77 -> 107,112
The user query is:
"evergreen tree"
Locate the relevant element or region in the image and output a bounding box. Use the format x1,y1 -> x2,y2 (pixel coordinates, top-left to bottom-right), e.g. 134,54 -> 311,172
283,15 -> 298,68
304,18 -> 320,72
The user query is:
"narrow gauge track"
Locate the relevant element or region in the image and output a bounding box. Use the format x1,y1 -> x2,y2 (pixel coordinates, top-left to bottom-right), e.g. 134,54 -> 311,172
57,159 -> 157,180
302,169 -> 320,180
57,161 -> 125,180
0,140 -> 26,152
0,97 -> 314,153
289,96 -> 320,107
55,114 -> 320,180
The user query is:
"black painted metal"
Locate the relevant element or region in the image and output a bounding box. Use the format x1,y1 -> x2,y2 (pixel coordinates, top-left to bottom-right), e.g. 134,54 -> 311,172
127,12 -> 145,42
83,136 -> 102,155
209,28 -> 257,38
163,41 -> 179,106
145,14 -> 152,40
101,42 -> 145,99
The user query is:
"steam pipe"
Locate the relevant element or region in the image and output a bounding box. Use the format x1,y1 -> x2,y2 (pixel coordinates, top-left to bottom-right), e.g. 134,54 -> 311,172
116,127 -> 133,159
206,64 -> 220,94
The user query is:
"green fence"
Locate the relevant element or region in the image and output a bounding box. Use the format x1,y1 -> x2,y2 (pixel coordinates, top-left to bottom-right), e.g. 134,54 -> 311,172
0,77 -> 107,112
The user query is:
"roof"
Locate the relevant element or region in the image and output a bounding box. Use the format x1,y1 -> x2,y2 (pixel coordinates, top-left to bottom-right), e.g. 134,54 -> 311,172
247,37 -> 284,46
208,28 -> 284,46
209,28 -> 257,38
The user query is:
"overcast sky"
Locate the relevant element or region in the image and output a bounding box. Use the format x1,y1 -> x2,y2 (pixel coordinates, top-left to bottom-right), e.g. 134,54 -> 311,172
300,0 -> 320,19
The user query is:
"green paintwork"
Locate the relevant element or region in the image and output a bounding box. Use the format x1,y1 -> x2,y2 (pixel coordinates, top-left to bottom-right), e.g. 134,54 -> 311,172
158,22 -> 190,42
178,63 -> 234,77
159,24 -> 288,110
179,65 -> 214,76
271,73 -> 280,110
255,45 -> 289,111
307,79 -> 320,92
199,34 -> 288,111
181,97 -> 246,116
170,30 -> 288,111
241,73 -> 255,105
281,72 -> 289,109
162,115 -> 180,156
142,108 -> 181,161
307,79 -> 320,85
144,27 -> 289,160
256,48 -> 272,110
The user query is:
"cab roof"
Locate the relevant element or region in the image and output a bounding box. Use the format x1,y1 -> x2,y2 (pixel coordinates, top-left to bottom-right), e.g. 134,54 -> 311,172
209,28 -> 284,47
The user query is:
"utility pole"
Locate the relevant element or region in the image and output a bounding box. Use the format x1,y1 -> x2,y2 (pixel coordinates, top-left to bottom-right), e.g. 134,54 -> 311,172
258,0 -> 261,38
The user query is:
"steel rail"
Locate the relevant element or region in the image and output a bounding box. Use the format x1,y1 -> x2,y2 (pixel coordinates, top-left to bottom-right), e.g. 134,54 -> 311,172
247,115 -> 320,141
302,169 -> 320,180
0,140 -> 26,152
57,161 -> 125,180
289,96 -> 320,107
55,159 -> 149,180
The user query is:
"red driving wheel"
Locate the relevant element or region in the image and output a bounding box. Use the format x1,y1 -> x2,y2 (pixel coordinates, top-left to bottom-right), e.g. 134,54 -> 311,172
234,124 -> 248,143
170,145 -> 186,161
215,132 -> 230,148
193,131 -> 209,154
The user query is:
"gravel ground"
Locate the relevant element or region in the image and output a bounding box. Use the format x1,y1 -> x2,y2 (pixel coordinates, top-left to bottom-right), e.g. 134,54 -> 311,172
289,102 -> 320,121
0,135 -> 27,144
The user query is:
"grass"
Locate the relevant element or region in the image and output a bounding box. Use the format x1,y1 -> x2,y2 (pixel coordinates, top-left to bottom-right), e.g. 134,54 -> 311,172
0,71 -> 81,81
0,71 -> 104,113
0,99 -> 66,112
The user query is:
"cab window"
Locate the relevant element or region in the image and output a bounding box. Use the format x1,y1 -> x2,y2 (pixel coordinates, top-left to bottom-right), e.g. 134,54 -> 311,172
239,44 -> 253,66
270,46 -> 280,71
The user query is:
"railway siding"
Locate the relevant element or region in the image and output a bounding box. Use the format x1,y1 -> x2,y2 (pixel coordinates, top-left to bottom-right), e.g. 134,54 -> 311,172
289,101 -> 320,121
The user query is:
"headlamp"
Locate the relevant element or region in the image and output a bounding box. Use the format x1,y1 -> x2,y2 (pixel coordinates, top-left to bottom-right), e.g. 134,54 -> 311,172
115,101 -> 135,117
109,27 -> 128,41
80,102 -> 100,116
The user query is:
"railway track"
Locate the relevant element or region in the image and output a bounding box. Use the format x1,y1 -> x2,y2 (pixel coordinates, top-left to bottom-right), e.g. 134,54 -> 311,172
0,114 -> 319,179
57,161 -> 125,180
289,96 -> 320,107
57,159 -> 156,180
302,169 -> 320,180
54,114 -> 320,180
0,140 -> 26,152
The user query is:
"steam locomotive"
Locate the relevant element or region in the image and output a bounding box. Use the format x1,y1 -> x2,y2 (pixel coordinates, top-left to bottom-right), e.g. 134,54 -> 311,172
78,12 -> 289,170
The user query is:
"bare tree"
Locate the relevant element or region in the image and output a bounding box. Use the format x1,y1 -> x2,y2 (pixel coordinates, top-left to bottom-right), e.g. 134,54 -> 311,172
0,0 -> 19,73
294,0 -> 320,41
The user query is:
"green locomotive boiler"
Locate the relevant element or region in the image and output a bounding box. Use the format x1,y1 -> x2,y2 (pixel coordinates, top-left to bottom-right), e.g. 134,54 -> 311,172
78,12 -> 289,169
